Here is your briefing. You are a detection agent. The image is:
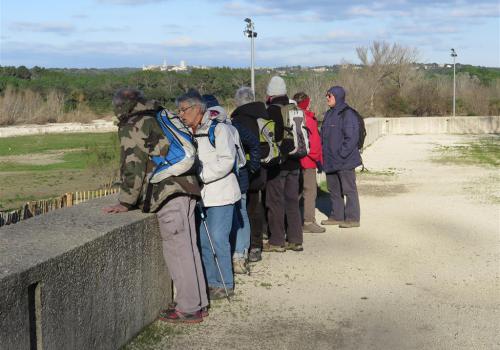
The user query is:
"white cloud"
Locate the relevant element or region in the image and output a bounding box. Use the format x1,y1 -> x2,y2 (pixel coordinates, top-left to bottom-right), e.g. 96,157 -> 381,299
9,21 -> 76,35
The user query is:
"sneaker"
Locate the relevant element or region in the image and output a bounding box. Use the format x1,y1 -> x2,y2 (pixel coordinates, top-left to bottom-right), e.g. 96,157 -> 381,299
262,241 -> 286,252
248,248 -> 262,262
303,221 -> 326,233
233,258 -> 249,274
159,309 -> 203,324
209,287 -> 234,301
286,242 -> 304,251
320,218 -> 344,225
339,221 -> 360,228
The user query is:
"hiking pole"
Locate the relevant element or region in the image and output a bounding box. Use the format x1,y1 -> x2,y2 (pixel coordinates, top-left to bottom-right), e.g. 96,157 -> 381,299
197,202 -> 231,302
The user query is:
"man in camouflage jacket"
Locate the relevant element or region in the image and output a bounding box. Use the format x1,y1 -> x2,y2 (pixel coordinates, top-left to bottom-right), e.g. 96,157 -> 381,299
103,88 -> 208,323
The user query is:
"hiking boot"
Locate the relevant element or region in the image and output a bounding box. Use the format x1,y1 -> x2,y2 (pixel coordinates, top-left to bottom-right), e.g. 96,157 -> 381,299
303,221 -> 326,233
320,217 -> 344,225
262,241 -> 286,252
339,221 -> 360,228
233,258 -> 249,274
160,303 -> 209,318
201,306 -> 209,318
248,248 -> 262,262
209,287 -> 234,301
159,309 -> 203,324
286,242 -> 304,251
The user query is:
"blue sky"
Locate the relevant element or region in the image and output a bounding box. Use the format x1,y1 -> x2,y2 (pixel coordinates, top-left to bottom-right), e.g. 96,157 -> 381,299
1,0 -> 499,68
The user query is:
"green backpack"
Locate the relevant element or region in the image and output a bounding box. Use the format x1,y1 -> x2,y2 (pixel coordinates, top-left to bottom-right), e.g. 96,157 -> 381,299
256,117 -> 280,165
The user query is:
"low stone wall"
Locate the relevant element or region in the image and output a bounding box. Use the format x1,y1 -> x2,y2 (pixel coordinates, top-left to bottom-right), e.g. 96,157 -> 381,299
383,115 -> 500,135
0,196 -> 170,350
0,120 -> 117,138
316,116 -> 499,183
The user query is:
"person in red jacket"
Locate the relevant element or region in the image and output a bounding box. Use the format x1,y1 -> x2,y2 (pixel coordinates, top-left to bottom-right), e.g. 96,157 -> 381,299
293,92 -> 326,233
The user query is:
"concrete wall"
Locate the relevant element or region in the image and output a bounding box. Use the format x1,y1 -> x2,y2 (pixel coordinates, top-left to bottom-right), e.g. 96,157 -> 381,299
317,116 -> 499,183
0,120 -> 117,138
0,196 -> 170,350
383,115 -> 500,135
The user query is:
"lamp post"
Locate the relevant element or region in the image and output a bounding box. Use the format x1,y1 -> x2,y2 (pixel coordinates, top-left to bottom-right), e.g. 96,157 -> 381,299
451,48 -> 457,117
244,18 -> 257,99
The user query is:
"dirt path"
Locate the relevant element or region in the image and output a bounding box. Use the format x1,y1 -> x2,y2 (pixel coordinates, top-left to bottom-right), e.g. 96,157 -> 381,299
126,134 -> 499,350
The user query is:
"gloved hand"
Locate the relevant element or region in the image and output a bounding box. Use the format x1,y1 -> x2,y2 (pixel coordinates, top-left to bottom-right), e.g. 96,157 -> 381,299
316,161 -> 323,174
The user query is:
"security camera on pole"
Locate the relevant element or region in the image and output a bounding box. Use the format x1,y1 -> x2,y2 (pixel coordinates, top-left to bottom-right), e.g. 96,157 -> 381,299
450,48 -> 458,117
244,18 -> 257,99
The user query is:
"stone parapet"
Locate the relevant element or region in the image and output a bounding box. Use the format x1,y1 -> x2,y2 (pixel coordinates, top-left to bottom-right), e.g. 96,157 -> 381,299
0,196 -> 170,350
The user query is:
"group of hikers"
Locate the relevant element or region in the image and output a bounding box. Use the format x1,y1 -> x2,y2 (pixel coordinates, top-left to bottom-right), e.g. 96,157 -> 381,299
102,76 -> 363,324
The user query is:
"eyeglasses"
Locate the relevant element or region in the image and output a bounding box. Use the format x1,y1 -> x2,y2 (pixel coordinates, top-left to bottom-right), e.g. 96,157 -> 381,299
178,104 -> 195,114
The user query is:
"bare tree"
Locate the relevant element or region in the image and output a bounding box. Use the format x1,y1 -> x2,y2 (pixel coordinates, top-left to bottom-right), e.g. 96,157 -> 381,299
356,41 -> 418,115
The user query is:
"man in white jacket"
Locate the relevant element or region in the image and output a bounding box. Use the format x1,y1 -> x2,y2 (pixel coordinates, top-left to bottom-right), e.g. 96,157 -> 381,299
177,89 -> 241,300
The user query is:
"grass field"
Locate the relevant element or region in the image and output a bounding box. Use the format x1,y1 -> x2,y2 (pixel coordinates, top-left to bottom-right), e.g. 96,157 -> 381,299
433,134 -> 500,167
0,132 -> 119,210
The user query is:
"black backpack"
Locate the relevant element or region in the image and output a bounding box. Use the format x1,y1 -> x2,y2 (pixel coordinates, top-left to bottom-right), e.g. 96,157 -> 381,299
341,107 -> 366,151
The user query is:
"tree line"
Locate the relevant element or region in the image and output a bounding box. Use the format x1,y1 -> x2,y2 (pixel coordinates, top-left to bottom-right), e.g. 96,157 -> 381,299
0,42 -> 499,126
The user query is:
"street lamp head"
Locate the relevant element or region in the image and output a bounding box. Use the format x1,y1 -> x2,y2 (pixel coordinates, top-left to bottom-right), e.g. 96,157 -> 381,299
244,18 -> 251,23
450,48 -> 457,57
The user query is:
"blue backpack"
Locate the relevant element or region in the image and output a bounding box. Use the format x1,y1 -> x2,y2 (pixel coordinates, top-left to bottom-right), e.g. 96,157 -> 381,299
149,109 -> 197,183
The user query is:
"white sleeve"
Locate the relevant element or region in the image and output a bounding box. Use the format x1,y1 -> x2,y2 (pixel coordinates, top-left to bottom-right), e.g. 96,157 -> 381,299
199,124 -> 236,184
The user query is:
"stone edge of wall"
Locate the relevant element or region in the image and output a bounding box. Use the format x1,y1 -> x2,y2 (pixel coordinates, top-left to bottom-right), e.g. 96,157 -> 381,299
316,115 -> 499,183
0,196 -> 170,350
0,120 -> 117,138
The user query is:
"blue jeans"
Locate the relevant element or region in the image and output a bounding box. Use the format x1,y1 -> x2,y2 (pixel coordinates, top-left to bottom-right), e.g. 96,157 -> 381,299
230,194 -> 250,259
199,204 -> 234,289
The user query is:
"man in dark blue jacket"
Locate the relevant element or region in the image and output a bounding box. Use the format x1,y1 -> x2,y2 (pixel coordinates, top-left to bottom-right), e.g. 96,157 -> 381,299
320,86 -> 361,228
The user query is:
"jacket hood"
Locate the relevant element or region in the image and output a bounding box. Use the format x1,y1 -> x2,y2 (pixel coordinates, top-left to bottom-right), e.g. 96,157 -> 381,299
231,101 -> 268,120
205,105 -> 228,123
327,86 -> 346,107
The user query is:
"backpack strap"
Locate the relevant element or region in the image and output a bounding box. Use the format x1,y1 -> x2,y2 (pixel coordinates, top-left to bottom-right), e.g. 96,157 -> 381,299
194,119 -> 219,148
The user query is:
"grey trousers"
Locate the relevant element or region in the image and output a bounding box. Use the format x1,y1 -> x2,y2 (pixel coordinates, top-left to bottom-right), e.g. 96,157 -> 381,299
266,168 -> 303,246
326,170 -> 360,222
157,195 -> 208,313
302,168 -> 318,223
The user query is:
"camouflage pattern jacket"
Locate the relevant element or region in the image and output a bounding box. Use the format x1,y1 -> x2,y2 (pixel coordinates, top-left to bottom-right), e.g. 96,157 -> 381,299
117,108 -> 201,212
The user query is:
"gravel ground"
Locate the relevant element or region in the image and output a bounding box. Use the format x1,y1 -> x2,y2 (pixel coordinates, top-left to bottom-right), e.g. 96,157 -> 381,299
125,134 -> 499,350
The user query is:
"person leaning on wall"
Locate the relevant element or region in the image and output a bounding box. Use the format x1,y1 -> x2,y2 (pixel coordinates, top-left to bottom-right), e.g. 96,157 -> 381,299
102,88 -> 208,324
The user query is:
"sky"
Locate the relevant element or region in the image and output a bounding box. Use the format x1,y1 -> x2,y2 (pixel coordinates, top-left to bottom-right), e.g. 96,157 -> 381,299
0,0 -> 499,68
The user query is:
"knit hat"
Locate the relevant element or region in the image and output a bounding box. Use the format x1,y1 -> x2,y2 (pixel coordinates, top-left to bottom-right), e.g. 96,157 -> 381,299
266,76 -> 287,96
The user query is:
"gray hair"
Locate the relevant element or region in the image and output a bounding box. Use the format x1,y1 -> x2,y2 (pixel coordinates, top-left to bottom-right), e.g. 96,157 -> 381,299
175,88 -> 206,112
234,86 -> 254,106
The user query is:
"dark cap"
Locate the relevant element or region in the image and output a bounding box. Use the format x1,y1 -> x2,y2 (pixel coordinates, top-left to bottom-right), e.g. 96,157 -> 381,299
202,94 -> 220,108
112,88 -> 147,116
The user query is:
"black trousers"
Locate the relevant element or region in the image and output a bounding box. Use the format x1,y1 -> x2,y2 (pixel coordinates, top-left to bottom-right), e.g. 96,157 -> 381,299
248,169 -> 267,250
265,167 -> 303,246
326,169 -> 360,222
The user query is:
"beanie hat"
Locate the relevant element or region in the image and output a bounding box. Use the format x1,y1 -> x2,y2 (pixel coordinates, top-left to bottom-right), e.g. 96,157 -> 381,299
266,76 -> 287,96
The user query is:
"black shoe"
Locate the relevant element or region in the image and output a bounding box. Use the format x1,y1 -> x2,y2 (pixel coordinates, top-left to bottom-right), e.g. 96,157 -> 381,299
248,248 -> 262,262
